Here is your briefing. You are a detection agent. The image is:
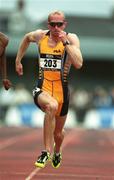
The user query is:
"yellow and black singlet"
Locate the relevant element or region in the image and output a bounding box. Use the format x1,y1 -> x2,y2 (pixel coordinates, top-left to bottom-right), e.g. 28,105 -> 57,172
36,31 -> 71,116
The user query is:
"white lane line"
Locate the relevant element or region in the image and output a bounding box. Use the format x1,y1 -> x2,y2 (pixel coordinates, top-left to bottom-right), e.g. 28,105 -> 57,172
25,128 -> 78,180
0,137 -> 19,150
1,171 -> 114,179
29,172 -> 114,179
25,168 -> 41,180
0,129 -> 40,150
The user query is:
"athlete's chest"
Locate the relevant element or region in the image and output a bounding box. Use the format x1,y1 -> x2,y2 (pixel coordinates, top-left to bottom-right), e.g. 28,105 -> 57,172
38,36 -> 66,70
39,36 -> 65,56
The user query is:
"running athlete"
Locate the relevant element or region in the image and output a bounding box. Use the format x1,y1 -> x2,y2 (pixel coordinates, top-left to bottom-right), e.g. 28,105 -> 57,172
0,32 -> 12,90
15,11 -> 83,168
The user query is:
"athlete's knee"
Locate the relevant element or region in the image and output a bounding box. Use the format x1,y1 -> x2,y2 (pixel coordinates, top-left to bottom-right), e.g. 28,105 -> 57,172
46,100 -> 58,114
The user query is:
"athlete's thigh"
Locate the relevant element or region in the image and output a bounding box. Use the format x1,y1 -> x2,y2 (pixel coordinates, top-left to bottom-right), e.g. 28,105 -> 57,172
37,91 -> 58,109
55,115 -> 67,132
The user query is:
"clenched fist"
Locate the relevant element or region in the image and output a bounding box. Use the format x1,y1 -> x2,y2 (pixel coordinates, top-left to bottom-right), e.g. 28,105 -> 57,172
2,79 -> 12,90
15,62 -> 23,76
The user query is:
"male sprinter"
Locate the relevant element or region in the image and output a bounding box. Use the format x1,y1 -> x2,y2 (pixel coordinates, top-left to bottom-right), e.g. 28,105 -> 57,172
15,11 -> 83,168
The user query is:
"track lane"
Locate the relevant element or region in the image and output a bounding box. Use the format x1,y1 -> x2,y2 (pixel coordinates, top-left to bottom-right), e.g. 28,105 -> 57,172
0,127 -> 114,179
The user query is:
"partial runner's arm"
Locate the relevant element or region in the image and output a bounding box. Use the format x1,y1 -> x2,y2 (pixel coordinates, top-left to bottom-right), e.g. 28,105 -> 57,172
0,32 -> 12,90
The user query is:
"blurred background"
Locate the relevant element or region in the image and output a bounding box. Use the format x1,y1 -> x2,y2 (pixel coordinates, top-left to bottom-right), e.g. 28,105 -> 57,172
0,0 -> 114,129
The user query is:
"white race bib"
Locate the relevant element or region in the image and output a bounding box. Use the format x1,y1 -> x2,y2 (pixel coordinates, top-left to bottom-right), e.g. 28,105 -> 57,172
40,58 -> 61,70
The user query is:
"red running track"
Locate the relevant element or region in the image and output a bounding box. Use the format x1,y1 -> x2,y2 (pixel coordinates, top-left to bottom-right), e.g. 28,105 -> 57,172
0,126 -> 114,180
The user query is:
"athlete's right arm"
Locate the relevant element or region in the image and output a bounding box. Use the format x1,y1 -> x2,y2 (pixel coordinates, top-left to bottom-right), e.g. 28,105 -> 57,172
15,29 -> 45,76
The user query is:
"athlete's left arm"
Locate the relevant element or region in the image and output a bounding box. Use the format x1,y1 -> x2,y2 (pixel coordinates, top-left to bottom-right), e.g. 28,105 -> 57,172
60,33 -> 83,69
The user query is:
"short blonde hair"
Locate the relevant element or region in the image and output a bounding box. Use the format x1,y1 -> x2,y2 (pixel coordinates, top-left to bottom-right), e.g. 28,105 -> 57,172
48,11 -> 65,22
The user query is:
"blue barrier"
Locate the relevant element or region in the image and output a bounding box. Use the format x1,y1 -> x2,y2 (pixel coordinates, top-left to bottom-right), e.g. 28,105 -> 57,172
98,107 -> 114,128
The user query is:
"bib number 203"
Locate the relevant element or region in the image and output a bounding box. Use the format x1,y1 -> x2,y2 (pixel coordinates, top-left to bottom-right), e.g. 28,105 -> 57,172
44,59 -> 57,68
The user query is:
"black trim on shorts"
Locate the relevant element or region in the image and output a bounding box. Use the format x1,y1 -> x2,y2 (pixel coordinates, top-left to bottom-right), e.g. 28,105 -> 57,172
33,89 -> 42,109
60,100 -> 69,116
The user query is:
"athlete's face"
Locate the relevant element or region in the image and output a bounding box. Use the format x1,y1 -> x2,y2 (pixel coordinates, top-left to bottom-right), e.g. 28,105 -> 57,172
48,14 -> 67,36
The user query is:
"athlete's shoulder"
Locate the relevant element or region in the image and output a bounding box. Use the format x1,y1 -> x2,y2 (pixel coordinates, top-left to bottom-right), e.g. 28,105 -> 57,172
68,32 -> 79,40
27,29 -> 49,42
67,32 -> 80,47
